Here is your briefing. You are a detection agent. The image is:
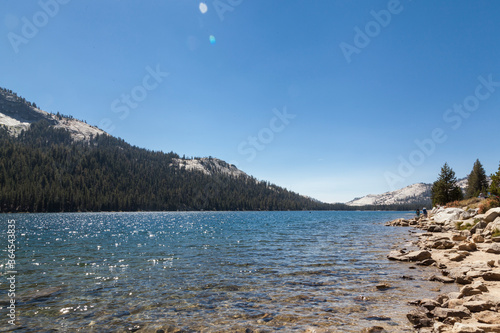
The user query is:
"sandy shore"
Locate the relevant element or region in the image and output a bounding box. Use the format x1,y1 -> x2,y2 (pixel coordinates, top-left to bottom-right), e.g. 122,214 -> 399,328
384,207 -> 500,333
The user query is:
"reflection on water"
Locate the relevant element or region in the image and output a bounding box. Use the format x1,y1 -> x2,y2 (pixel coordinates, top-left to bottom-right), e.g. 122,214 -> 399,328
1,211 -> 453,332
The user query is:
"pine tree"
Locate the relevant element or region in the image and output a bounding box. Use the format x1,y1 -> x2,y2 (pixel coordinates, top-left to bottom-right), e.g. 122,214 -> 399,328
431,163 -> 463,206
466,159 -> 489,198
490,161 -> 500,197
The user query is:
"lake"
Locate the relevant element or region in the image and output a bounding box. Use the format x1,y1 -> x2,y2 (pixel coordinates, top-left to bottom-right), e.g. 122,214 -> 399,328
0,211 -> 446,332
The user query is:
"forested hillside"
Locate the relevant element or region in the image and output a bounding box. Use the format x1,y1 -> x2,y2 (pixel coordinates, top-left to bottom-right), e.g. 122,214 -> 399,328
0,120 -> 341,212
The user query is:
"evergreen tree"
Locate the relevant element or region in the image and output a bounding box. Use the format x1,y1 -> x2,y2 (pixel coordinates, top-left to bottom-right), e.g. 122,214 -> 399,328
490,161 -> 500,196
431,163 -> 463,206
466,159 -> 489,198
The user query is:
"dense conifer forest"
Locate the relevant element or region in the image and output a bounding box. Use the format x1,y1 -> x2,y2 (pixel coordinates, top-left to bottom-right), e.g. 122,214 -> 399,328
0,121 -> 425,213
0,87 -> 426,213
0,120 -> 342,212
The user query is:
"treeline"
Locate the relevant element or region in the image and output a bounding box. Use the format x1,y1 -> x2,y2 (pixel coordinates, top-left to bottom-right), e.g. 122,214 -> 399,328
431,160 -> 500,206
0,120 -> 348,212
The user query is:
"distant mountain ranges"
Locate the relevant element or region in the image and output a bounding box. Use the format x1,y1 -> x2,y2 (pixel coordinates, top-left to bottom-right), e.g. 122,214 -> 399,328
346,177 -> 491,207
0,86 -> 475,212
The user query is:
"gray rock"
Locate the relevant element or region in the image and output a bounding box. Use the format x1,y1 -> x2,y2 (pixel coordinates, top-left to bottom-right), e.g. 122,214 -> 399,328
473,310 -> 500,324
390,250 -> 432,262
433,208 -> 465,223
420,299 -> 441,311
452,234 -> 467,241
450,253 -> 467,262
459,285 -> 484,298
481,271 -> 500,281
483,207 -> 500,223
407,308 -> 432,328
458,242 -> 477,251
470,221 -> 489,234
472,234 -> 485,243
485,244 -> 500,254
387,250 -> 406,261
433,306 -> 471,319
418,259 -> 437,266
462,300 -> 494,312
455,276 -> 473,285
470,281 -> 488,292
451,323 -> 485,333
430,275 -> 455,283
429,237 -> 455,249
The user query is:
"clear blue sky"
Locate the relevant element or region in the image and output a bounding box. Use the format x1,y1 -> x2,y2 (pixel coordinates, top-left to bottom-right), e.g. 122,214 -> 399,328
1,0 -> 499,203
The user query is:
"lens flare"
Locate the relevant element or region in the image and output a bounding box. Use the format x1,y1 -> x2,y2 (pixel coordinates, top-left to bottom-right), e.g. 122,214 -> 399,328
199,3 -> 208,14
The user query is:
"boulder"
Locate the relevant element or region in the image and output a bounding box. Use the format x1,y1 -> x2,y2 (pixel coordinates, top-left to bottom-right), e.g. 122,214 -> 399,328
460,208 -> 479,220
451,323 -> 485,333
472,234 -> 485,243
434,322 -> 453,333
470,281 -> 488,292
434,208 -> 466,223
428,225 -> 443,232
483,217 -> 500,233
450,253 -> 467,262
432,239 -> 455,249
455,276 -> 473,285
387,250 -> 406,261
481,271 -> 500,281
418,258 -> 437,266
485,244 -> 500,254
462,301 -> 494,312
419,299 -> 441,311
433,306 -> 471,319
473,311 -> 500,324
435,294 -> 450,305
407,308 -> 432,328
453,234 -> 467,242
446,299 -> 464,309
483,207 -> 500,223
458,242 -> 477,251
430,275 -> 455,283
470,221 -> 489,234
459,285 -> 484,298
476,324 -> 500,332
407,250 -> 433,261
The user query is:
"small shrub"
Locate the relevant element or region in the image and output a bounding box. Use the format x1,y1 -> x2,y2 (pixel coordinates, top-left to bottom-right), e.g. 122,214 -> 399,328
493,228 -> 500,238
446,197 -> 482,209
478,196 -> 500,214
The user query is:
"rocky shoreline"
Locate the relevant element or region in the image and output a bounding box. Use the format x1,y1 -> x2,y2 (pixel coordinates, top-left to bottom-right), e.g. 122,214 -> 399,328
385,206 -> 500,333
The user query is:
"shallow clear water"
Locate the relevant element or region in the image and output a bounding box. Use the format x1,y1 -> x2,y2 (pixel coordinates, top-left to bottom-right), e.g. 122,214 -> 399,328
0,211 -> 451,332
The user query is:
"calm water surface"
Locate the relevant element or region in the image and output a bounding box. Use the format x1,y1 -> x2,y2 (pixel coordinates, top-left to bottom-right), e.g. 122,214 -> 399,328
0,211 -> 451,332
